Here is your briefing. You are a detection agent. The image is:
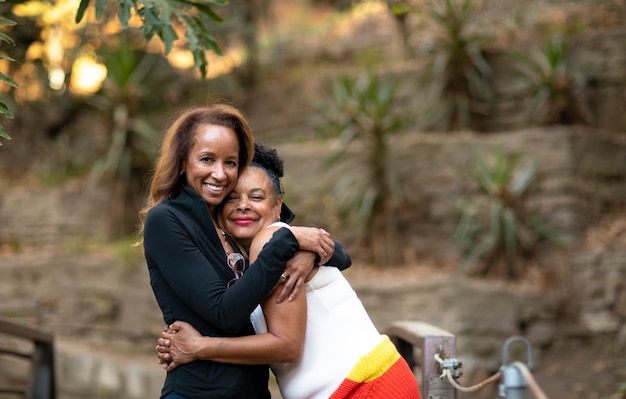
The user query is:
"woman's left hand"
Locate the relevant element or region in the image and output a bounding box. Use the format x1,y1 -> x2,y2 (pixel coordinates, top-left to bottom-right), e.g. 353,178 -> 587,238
275,251 -> 316,303
156,325 -> 174,367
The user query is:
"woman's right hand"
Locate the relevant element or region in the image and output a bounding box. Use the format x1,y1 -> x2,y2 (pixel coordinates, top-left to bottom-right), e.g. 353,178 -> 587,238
156,321 -> 204,372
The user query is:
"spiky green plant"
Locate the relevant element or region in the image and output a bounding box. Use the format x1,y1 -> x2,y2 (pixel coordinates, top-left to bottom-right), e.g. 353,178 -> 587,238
512,33 -> 595,126
317,71 -> 405,266
420,0 -> 494,131
454,148 -> 559,280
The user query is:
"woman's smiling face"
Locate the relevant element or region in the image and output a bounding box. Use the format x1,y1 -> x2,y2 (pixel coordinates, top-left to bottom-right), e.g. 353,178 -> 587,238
184,124 -> 240,211
221,167 -> 282,250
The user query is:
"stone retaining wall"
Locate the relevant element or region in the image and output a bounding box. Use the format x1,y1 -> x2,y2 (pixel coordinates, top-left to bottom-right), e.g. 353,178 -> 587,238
280,127 -> 626,261
1,128 -> 625,398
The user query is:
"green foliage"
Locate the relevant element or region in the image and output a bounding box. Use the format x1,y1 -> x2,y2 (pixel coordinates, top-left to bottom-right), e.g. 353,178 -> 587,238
76,0 -> 227,77
0,15 -> 18,146
512,33 -> 596,126
82,34 -> 170,236
454,148 -> 560,280
387,2 -> 410,17
420,0 -> 494,131
316,71 -> 405,265
88,36 -> 160,183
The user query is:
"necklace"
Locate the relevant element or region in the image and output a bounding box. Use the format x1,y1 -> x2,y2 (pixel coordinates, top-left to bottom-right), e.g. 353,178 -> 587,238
218,229 -> 232,255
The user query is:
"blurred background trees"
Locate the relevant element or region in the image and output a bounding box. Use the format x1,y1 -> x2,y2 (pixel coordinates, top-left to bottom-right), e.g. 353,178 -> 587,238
0,0 -> 625,279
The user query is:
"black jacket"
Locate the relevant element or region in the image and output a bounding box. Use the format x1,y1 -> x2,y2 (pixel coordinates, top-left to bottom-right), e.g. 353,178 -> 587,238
144,184 -> 299,399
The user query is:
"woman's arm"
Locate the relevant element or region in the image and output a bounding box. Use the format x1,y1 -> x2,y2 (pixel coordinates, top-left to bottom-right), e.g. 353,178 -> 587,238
326,240 -> 352,270
145,205 -> 299,334
157,226 -> 307,370
274,227 -> 352,303
288,226 -> 334,263
287,227 -> 352,270
159,284 -> 306,370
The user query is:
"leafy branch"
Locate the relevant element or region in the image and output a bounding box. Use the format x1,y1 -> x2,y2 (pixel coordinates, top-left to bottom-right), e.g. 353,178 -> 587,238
0,16 -> 18,146
76,0 -> 227,77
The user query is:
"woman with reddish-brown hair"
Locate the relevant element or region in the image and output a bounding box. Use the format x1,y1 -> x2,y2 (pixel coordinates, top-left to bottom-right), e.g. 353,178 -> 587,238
140,103 -> 349,399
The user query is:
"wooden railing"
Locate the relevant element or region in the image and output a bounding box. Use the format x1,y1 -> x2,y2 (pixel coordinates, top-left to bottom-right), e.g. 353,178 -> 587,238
0,317 -> 452,399
0,319 -> 56,399
385,320 -> 458,399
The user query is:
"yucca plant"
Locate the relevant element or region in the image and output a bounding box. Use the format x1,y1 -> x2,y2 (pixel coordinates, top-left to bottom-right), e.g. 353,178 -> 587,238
0,16 -> 18,146
454,148 -> 559,280
512,33 -> 595,126
420,0 -> 494,131
316,71 -> 405,266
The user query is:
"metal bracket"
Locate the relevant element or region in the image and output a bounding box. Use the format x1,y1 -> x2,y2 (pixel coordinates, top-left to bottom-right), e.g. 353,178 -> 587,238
498,336 -> 533,398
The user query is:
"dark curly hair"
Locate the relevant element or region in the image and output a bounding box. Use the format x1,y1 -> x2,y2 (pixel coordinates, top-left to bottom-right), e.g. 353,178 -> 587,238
251,142 -> 295,223
251,142 -> 284,197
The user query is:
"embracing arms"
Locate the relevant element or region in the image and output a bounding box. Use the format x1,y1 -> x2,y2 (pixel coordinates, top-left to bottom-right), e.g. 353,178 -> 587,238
145,204 -> 299,333
275,226 -> 351,302
157,225 -> 307,370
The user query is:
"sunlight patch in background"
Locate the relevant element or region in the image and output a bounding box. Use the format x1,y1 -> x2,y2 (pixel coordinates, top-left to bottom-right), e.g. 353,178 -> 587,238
70,53 -> 107,95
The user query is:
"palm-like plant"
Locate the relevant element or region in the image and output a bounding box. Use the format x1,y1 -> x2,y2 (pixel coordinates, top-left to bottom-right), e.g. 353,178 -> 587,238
454,149 -> 558,280
317,71 -> 405,266
512,33 -> 595,126
420,0 -> 494,131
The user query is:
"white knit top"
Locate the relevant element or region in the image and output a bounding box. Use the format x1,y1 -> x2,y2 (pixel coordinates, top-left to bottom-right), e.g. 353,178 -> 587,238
251,223 -> 382,399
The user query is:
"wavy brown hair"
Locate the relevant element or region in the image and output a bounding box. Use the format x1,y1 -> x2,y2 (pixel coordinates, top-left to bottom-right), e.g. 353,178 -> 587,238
138,103 -> 254,233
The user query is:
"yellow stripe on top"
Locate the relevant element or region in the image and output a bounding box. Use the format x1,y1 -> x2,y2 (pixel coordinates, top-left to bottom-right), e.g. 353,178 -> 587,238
344,335 -> 401,383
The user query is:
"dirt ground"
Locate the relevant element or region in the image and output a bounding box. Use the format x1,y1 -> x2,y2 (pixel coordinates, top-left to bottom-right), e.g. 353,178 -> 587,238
531,335 -> 626,399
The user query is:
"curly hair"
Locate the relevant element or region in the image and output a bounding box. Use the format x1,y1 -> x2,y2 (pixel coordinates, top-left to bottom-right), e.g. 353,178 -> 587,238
251,142 -> 284,197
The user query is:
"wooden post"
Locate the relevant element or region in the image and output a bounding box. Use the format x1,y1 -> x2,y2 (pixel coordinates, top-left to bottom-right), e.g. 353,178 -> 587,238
385,320 -> 457,399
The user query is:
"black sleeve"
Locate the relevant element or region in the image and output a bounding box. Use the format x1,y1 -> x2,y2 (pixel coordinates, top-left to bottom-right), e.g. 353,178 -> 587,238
323,239 -> 352,271
222,228 -> 300,328
145,206 -> 299,334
